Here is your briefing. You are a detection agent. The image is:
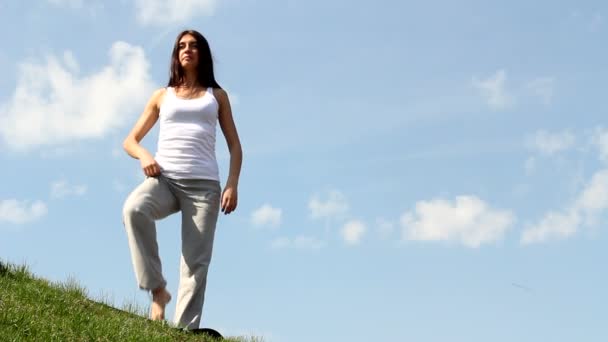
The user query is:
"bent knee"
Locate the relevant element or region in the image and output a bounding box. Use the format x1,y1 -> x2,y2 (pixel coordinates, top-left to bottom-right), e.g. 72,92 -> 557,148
123,197 -> 151,221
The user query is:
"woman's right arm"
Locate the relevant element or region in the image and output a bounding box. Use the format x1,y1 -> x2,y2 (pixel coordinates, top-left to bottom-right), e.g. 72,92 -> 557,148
122,88 -> 166,177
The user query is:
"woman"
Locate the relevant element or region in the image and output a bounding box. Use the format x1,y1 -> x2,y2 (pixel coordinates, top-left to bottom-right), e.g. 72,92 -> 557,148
122,29 -> 242,330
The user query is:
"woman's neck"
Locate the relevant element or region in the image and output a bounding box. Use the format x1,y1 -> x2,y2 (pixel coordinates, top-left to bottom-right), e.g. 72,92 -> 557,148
180,72 -> 199,88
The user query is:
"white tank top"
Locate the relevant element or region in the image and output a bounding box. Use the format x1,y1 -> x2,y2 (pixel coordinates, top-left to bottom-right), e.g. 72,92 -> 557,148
154,87 -> 220,181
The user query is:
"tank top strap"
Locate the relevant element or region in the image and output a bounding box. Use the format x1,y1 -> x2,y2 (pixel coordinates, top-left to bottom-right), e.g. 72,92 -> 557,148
163,86 -> 173,99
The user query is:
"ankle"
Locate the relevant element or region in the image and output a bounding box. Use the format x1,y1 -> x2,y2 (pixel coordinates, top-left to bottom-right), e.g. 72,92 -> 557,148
152,287 -> 166,297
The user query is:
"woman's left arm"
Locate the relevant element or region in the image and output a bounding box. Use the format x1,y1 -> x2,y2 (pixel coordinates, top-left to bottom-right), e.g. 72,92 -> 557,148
215,88 -> 243,215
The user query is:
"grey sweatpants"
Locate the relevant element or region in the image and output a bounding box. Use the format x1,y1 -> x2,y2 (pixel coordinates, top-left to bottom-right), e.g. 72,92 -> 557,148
122,174 -> 221,329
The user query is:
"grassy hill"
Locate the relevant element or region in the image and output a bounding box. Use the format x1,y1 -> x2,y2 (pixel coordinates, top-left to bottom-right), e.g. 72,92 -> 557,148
0,260 -> 260,341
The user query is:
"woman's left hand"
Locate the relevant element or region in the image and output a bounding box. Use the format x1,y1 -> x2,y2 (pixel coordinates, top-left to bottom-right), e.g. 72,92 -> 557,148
221,185 -> 238,215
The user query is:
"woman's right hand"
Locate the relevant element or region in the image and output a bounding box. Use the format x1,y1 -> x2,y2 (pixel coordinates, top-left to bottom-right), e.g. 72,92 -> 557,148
140,152 -> 161,177
123,88 -> 165,176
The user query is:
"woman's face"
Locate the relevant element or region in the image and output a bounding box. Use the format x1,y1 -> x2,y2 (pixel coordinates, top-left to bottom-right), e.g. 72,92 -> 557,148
178,34 -> 199,70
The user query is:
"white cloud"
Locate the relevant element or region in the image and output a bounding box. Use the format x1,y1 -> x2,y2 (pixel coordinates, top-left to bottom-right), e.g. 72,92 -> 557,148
521,210 -> 580,244
473,71 -> 556,109
308,190 -> 349,220
402,196 -> 515,248
525,77 -> 555,105
135,0 -> 217,26
251,204 -> 282,228
575,169 -> 608,213
472,69 -> 514,110
0,42 -> 154,151
0,200 -> 48,225
522,169 -> 608,244
341,220 -> 366,245
271,236 -> 325,250
51,180 -> 87,199
526,130 -> 575,156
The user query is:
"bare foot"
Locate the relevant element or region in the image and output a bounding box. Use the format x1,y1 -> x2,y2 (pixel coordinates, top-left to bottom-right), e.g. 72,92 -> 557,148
150,287 -> 171,321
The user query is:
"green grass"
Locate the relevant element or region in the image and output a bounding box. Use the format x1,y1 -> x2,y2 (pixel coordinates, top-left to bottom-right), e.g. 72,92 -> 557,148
0,260 -> 261,342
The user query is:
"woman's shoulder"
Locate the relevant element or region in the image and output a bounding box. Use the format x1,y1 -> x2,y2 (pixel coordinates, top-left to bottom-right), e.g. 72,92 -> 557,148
211,87 -> 228,103
153,87 -> 169,97
150,87 -> 169,107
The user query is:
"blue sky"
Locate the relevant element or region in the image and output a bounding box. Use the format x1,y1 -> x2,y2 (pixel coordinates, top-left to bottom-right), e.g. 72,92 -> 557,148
1,0 -> 607,341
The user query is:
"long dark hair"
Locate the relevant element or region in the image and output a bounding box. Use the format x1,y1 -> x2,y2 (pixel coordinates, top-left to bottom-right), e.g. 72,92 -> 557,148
167,30 -> 222,89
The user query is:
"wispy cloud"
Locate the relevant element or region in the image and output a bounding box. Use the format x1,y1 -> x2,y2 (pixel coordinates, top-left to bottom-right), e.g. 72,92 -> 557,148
521,210 -> 580,244
526,129 -> 575,156
473,70 -> 557,109
402,196 -> 514,248
522,168 -> 608,244
0,42 -> 155,151
271,235 -> 325,250
308,190 -> 349,220
472,69 -> 514,110
341,219 -> 366,245
251,204 -> 282,229
0,199 -> 48,225
522,129 -> 608,244
51,180 -> 87,199
576,169 -> 608,213
135,0 -> 217,26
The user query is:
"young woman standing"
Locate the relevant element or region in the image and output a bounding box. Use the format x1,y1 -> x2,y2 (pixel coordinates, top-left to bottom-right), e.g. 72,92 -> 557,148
122,29 -> 242,330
